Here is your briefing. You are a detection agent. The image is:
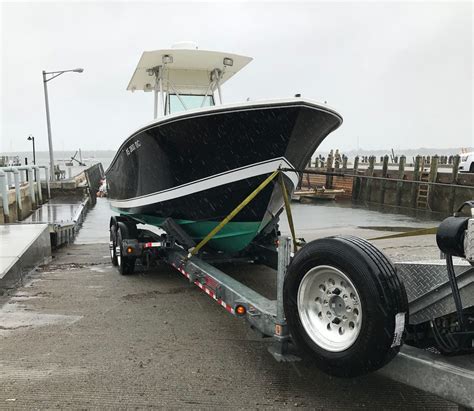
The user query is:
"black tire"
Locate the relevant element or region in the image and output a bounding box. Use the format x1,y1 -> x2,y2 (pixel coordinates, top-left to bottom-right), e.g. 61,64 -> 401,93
109,223 -> 118,266
116,225 -> 136,275
283,235 -> 408,377
470,162 -> 474,173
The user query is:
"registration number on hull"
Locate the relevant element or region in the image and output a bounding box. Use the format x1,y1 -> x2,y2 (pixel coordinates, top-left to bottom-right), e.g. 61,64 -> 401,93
125,139 -> 141,156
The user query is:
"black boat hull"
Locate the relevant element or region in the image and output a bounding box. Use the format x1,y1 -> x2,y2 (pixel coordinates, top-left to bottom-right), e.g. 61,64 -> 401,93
107,99 -> 342,251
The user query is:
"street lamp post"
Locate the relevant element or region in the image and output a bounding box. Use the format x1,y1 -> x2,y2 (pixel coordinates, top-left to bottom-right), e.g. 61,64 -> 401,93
42,68 -> 84,181
27,135 -> 36,165
27,135 -> 36,180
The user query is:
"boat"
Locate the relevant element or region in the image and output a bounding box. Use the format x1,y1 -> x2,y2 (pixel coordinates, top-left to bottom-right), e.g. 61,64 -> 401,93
106,42 -> 343,253
293,187 -> 345,202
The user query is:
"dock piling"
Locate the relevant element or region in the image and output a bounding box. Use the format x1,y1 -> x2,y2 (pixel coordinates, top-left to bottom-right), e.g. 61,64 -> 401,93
27,168 -> 36,209
0,170 -> 10,223
12,170 -> 22,220
449,155 -> 460,213
396,155 -> 406,206
43,166 -> 51,199
342,156 -> 348,172
411,156 -> 421,208
427,155 -> 439,209
352,156 -> 360,200
34,166 -> 42,205
364,156 -> 375,202
379,155 -> 389,204
326,154 -> 333,189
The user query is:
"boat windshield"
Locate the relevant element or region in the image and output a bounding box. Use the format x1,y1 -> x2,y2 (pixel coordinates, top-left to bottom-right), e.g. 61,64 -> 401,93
168,94 -> 214,114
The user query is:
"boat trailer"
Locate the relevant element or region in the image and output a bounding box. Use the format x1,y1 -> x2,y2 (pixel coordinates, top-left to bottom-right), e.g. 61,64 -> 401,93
108,195 -> 474,408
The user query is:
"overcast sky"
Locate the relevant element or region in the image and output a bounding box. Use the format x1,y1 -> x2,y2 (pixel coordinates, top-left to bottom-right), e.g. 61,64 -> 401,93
1,1 -> 472,153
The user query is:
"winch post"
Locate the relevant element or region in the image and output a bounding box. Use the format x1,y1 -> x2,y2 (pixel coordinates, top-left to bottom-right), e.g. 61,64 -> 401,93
269,236 -> 300,362
276,236 -> 291,325
279,174 -> 298,252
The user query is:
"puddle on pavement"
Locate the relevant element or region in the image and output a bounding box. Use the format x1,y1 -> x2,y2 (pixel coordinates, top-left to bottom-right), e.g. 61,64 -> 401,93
0,287 -> 82,336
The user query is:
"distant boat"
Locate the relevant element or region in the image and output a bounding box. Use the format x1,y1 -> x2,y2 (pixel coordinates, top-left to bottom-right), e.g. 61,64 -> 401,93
107,42 -> 342,252
0,156 -> 21,167
293,187 -> 345,202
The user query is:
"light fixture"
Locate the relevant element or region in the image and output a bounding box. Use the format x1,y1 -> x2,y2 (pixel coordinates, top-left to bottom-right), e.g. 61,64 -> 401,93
162,55 -> 173,64
223,57 -> 233,67
235,305 -> 246,316
42,67 -> 84,180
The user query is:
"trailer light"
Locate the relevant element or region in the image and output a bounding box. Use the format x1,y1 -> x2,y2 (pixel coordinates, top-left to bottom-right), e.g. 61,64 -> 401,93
126,246 -> 134,254
235,305 -> 246,316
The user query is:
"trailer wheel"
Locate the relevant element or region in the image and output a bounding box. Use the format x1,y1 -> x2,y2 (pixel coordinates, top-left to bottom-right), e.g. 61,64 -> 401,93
109,223 -> 118,266
284,236 -> 408,377
116,225 -> 136,275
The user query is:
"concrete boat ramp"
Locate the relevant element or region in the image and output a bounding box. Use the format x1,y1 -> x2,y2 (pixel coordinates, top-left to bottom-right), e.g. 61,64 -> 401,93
0,199 -> 472,408
0,243 -> 464,409
0,198 -> 88,291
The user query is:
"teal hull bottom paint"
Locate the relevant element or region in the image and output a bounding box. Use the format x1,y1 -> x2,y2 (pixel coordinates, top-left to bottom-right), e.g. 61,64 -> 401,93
113,209 -> 260,253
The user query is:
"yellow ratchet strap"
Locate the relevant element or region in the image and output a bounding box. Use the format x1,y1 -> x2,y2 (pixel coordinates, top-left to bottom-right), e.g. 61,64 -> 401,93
279,173 -> 298,252
188,169 -> 281,258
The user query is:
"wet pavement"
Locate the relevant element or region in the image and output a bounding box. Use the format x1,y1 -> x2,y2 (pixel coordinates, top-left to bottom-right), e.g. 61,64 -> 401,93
0,200 -> 459,409
75,198 -> 117,244
0,243 -> 457,409
0,224 -> 50,286
23,198 -> 85,225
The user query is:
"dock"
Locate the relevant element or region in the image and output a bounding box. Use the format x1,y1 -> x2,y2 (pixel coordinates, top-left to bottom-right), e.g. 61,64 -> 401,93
0,163 -> 103,291
302,154 -> 474,212
0,224 -> 51,291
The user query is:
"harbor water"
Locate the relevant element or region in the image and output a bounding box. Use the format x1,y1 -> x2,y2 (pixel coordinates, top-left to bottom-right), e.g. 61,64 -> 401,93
75,196 -> 442,245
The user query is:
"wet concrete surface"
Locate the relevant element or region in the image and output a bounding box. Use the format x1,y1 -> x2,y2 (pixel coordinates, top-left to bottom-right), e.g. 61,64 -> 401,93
0,200 -> 459,409
0,224 -> 51,289
74,198 -> 117,244
23,198 -> 85,225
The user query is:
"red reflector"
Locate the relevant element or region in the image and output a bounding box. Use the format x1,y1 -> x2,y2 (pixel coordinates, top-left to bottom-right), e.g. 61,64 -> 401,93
235,305 -> 246,316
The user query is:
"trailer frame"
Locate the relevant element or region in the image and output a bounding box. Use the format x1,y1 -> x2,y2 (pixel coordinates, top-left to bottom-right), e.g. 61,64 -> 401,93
110,217 -> 474,408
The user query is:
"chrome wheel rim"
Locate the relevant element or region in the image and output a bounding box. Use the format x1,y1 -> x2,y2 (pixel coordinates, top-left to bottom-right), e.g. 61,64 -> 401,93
116,245 -> 121,266
109,241 -> 115,259
297,265 -> 363,352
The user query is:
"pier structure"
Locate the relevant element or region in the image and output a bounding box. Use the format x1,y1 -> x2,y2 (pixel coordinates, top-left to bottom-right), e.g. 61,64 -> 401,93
0,163 -> 104,290
303,154 -> 474,213
0,165 -> 50,223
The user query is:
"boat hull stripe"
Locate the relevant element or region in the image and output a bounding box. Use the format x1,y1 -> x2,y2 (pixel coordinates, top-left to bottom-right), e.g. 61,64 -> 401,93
109,157 -> 298,209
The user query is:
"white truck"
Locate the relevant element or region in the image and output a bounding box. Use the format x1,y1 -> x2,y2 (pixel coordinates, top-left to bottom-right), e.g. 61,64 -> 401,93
459,152 -> 474,173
